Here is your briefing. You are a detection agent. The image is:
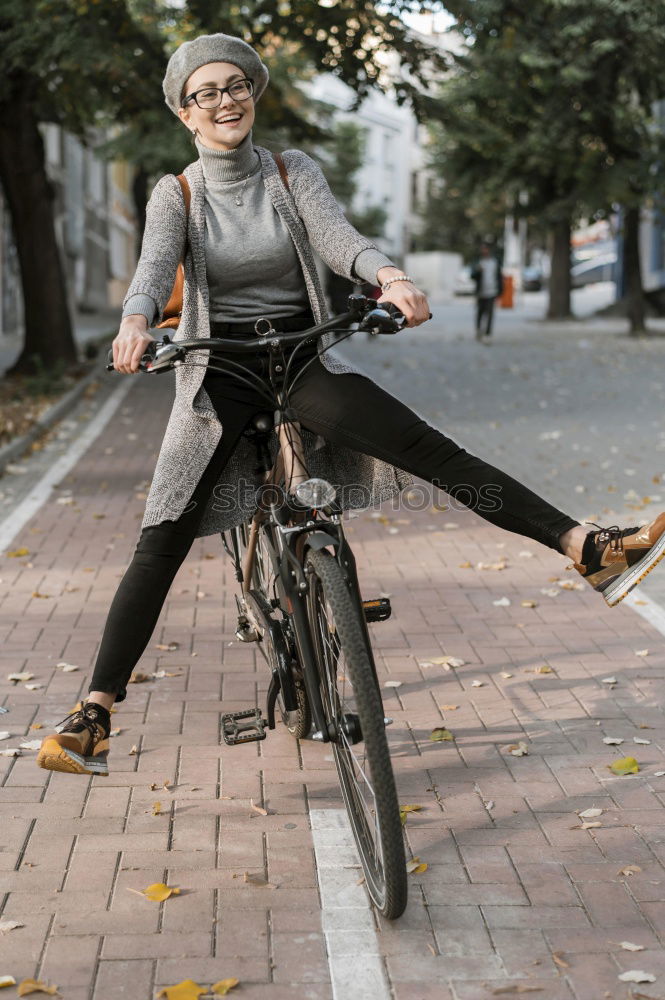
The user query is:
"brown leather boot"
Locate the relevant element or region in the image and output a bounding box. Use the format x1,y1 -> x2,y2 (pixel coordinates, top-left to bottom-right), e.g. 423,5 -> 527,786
573,512 -> 665,606
36,701 -> 110,776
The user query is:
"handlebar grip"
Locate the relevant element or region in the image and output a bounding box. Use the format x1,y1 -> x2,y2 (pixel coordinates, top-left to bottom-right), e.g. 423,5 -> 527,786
382,303 -> 406,324
106,341 -> 158,373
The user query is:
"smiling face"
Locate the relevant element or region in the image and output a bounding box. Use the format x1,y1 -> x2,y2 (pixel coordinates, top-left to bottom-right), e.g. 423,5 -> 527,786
177,61 -> 255,151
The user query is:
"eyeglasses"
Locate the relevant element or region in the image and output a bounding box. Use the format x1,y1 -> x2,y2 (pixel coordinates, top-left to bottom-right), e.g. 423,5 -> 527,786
182,78 -> 254,109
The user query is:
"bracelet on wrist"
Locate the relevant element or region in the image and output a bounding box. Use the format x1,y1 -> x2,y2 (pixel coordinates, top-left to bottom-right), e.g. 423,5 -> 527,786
380,274 -> 414,293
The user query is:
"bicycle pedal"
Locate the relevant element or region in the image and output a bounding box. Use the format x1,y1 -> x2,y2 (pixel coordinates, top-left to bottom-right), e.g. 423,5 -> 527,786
222,709 -> 267,746
235,614 -> 259,643
362,597 -> 392,623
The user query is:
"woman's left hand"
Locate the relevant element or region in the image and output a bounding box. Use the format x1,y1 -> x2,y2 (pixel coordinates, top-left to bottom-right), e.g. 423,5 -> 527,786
376,278 -> 430,328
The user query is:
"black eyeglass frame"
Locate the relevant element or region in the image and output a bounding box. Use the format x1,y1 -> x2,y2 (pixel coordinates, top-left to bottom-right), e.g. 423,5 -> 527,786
182,78 -> 255,109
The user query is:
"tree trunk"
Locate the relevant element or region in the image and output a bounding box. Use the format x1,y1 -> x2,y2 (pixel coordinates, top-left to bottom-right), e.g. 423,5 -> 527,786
623,204 -> 647,336
132,166 -> 149,259
547,218 -> 572,319
0,98 -> 77,376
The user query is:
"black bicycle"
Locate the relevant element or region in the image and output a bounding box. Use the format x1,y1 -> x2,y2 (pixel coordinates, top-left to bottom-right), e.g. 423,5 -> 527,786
107,295 -> 408,918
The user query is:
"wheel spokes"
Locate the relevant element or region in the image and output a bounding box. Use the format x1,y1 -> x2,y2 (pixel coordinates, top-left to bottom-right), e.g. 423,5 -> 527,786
315,591 -> 384,877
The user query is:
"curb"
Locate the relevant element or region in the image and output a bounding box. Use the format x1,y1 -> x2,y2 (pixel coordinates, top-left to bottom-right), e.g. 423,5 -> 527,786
0,355 -> 109,475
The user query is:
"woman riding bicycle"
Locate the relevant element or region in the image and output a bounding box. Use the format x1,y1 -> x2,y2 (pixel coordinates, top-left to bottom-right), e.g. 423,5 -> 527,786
38,33 -> 665,777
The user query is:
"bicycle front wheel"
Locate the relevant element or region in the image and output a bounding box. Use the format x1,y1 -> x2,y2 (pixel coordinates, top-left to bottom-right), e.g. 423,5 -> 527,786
306,548 -> 407,919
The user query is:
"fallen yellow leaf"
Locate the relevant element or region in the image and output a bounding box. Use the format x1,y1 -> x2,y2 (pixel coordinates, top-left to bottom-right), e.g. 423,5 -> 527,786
399,803 -> 423,825
128,882 -> 181,902
491,986 -> 544,995
6,548 -> 29,558
243,872 -> 277,889
618,865 -> 642,877
250,799 -> 269,816
152,802 -> 162,815
430,727 -> 454,742
429,656 -> 465,668
156,980 -> 206,1000
618,941 -> 645,952
551,951 -> 569,969
17,980 -> 60,997
211,978 -> 240,995
405,857 -> 428,874
440,704 -> 459,711
0,976 -> 17,989
609,756 -> 639,776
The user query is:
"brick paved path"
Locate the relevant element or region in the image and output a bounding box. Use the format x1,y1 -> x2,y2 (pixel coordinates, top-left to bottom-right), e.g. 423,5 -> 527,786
1,369 -> 665,1000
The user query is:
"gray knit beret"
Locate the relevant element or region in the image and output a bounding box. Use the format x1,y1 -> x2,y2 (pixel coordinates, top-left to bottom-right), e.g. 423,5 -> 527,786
162,33 -> 269,114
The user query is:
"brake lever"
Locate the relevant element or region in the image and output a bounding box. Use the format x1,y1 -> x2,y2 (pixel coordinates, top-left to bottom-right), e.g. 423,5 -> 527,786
360,305 -> 405,335
366,303 -> 433,334
105,338 -> 179,374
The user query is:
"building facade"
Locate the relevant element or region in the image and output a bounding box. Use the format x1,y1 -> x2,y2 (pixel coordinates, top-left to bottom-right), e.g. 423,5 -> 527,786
0,125 -> 138,340
306,73 -> 418,265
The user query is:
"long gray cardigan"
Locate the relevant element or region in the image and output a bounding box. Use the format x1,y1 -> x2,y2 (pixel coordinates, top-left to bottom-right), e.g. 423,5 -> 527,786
124,144 -> 412,537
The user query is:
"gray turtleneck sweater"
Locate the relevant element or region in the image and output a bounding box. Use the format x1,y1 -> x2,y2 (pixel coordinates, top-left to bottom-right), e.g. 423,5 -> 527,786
123,132 -> 393,324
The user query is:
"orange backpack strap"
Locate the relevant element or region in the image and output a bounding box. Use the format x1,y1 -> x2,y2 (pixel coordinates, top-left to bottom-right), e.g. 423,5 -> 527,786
156,174 -> 190,329
272,151 -> 289,191
175,173 -> 191,219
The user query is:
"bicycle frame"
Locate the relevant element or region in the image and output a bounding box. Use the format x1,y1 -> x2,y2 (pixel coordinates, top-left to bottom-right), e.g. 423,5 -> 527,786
231,410 -> 377,742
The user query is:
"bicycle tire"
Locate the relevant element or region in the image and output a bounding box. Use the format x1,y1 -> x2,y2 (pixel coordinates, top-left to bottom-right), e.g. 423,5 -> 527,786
305,548 -> 407,919
243,520 -> 311,739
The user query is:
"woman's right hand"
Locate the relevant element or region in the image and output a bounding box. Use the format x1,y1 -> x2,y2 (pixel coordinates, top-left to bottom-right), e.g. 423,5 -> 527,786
112,316 -> 155,374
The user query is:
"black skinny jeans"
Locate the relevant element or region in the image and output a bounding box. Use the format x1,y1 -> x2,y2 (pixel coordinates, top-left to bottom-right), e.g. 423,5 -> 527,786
476,296 -> 496,338
90,319 -> 579,703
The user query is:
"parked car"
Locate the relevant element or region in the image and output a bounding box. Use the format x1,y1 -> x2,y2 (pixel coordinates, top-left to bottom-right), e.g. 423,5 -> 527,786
454,265 -> 476,296
570,253 -> 617,288
522,265 -> 544,291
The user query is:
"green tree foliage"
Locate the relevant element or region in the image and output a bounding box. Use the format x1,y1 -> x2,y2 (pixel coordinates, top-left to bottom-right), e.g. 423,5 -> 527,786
415,121 -> 504,257
425,0 -> 665,327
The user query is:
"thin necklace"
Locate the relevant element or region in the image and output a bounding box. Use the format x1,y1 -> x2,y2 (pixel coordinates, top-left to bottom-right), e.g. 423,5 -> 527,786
234,172 -> 252,206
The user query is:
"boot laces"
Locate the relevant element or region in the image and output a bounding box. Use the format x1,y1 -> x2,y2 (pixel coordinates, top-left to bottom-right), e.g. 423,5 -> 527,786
588,522 -> 624,554
55,704 -> 105,745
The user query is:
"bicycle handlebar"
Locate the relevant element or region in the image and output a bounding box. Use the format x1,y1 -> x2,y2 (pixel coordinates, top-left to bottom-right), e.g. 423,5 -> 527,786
106,296 -> 414,374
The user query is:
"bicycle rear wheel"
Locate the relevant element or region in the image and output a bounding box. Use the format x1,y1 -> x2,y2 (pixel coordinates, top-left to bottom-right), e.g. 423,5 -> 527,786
305,548 -> 407,919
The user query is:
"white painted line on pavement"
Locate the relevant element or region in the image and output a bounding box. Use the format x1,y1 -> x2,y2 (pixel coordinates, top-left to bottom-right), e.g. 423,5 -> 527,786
0,377 -> 135,553
625,589 -> 665,638
309,808 -> 390,1000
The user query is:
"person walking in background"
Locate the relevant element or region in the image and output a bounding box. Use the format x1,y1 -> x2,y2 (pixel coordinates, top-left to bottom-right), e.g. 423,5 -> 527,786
471,242 -> 503,341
